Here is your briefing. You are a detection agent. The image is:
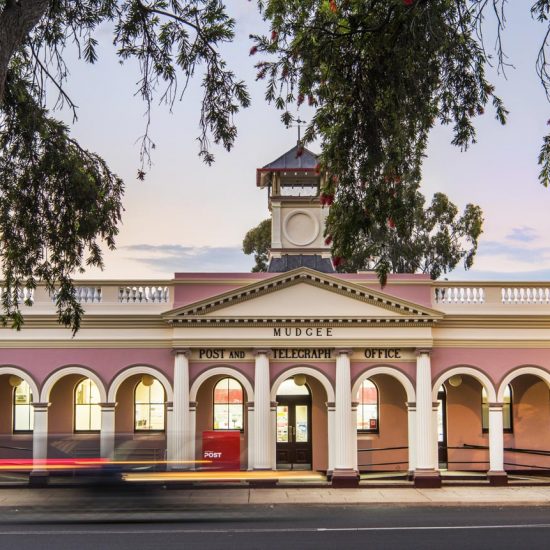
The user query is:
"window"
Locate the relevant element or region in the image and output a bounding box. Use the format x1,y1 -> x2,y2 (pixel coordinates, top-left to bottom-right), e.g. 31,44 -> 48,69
135,378 -> 165,431
74,378 -> 101,431
356,379 -> 379,432
213,377 -> 244,430
13,380 -> 33,432
482,385 -> 512,432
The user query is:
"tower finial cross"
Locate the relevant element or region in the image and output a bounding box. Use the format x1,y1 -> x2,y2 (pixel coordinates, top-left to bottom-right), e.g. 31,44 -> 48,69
295,117 -> 307,142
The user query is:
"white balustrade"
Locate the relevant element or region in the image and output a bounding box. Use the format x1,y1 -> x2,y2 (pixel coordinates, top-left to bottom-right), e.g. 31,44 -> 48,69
51,286 -> 102,303
0,287 -> 35,305
434,286 -> 485,304
501,287 -> 550,304
118,285 -> 169,303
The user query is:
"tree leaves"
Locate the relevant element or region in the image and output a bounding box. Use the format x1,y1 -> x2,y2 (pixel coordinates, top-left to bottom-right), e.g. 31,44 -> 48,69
242,219 -> 271,272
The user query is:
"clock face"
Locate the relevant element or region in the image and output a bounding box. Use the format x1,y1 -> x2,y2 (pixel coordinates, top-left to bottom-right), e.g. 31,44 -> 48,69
283,210 -> 319,246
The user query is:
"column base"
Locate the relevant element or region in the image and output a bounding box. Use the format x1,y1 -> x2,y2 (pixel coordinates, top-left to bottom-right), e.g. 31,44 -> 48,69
29,471 -> 49,487
413,469 -> 441,488
331,469 -> 359,488
488,471 -> 508,486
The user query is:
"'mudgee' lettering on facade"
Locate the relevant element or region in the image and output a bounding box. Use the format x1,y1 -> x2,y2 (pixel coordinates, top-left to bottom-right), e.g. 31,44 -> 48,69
273,327 -> 333,337
273,349 -> 332,359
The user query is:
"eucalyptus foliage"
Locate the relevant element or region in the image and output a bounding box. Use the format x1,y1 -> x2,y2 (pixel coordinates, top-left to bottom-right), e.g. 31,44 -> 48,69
0,1 -> 249,331
242,218 -> 271,272
249,0 -> 550,281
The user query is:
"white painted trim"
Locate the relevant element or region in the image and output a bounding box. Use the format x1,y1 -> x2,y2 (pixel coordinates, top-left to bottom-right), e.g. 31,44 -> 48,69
351,365 -> 416,402
107,365 -> 173,402
0,366 -> 39,401
270,366 -> 335,402
40,366 -> 107,402
497,365 -> 550,402
432,366 -> 497,403
190,366 -> 254,402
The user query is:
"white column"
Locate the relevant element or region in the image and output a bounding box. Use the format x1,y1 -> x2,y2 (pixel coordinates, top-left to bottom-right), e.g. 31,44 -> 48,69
166,402 -> 174,464
253,349 -> 272,469
327,402 -> 335,474
351,400 -> 359,471
100,402 -> 116,460
32,403 -> 49,474
407,402 -> 416,473
189,401 -> 197,469
432,401 -> 439,469
333,349 -> 357,482
246,401 -> 255,470
414,349 -> 439,485
171,349 -> 191,469
488,403 -> 507,483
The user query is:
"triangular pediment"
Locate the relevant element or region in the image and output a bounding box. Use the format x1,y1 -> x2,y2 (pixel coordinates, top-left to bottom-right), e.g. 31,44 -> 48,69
164,268 -> 442,325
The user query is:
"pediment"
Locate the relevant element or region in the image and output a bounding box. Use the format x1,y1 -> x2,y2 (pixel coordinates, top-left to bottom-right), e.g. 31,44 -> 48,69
164,268 -> 442,325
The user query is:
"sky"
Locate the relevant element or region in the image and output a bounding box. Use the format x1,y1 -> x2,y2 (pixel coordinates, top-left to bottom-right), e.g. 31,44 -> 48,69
50,2 -> 550,281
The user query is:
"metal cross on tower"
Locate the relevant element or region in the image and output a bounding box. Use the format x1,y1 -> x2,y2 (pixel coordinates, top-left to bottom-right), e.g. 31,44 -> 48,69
295,117 -> 307,142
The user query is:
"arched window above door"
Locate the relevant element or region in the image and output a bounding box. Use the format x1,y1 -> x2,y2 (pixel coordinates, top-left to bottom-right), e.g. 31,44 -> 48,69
74,378 -> 101,432
213,377 -> 244,430
356,379 -> 379,433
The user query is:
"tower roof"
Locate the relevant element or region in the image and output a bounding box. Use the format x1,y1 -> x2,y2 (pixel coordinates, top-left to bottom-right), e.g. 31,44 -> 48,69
256,144 -> 319,186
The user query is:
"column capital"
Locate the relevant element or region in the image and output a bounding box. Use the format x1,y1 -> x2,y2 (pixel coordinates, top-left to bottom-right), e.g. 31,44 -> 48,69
335,348 -> 353,356
165,401 -> 174,409
489,402 -> 504,409
32,402 -> 50,410
406,401 -> 416,409
326,401 -> 335,409
98,402 -> 117,409
172,348 -> 192,358
415,348 -> 432,357
253,348 -> 272,358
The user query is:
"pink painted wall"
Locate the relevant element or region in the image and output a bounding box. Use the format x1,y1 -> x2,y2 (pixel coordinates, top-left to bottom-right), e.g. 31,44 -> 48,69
0,348 -> 174,390
351,362 -> 416,388
357,374 -> 408,471
431,348 -> 550,389
270,362 -> 335,387
190,362 -> 254,390
306,376 -> 328,472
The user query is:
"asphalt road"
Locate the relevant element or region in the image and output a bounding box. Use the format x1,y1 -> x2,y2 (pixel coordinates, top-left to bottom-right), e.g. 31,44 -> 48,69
1,504 -> 550,549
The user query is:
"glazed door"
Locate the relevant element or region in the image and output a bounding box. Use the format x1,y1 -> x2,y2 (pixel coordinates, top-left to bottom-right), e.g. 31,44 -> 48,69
276,396 -> 312,469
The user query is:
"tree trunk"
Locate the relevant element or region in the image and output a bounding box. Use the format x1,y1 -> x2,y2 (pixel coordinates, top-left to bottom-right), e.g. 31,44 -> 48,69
0,0 -> 50,102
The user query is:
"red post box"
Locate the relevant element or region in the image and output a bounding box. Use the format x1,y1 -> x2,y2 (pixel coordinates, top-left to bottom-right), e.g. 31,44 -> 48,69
201,430 -> 241,470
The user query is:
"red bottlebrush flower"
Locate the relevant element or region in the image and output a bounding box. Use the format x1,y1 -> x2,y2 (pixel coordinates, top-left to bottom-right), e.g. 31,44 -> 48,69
333,256 -> 344,268
387,218 -> 396,229
297,93 -> 305,106
324,235 -> 333,245
296,145 -> 304,158
320,192 -> 334,206
477,105 -> 485,115
308,95 -> 315,106
282,66 -> 289,78
249,45 -> 258,56
271,30 -> 278,41
403,0 -> 414,5
315,163 -> 321,174
329,0 -> 337,13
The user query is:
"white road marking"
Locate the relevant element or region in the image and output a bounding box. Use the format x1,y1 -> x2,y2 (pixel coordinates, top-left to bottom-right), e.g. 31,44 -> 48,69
0,524 -> 549,535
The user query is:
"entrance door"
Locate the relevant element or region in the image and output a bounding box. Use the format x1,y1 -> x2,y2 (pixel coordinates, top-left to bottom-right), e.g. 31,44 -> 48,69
276,395 -> 312,469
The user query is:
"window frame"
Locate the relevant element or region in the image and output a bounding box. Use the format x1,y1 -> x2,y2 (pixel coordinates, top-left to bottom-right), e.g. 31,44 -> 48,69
12,381 -> 33,434
356,378 -> 380,434
74,378 -> 101,433
482,384 -> 513,434
133,379 -> 166,433
212,377 -> 245,432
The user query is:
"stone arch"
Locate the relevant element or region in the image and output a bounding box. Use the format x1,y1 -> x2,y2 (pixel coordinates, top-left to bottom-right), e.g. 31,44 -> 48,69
432,365 -> 497,403
0,366 -> 39,401
108,365 -> 173,403
40,365 -> 107,403
497,365 -> 550,402
190,366 -> 254,402
271,366 -> 335,402
352,365 -> 415,402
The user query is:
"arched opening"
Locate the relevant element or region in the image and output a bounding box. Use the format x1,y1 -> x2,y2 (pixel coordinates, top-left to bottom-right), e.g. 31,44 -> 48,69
276,376 -> 312,470
113,372 -> 167,462
74,378 -> 101,432
496,368 -> 550,472
354,372 -> 409,475
194,370 -> 251,470
0,371 -> 37,461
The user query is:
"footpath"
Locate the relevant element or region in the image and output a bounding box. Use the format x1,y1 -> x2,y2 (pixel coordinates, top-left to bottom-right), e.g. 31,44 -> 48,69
2,486 -> 550,511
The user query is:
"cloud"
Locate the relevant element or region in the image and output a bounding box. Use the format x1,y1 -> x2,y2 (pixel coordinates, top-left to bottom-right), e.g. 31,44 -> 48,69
447,266 -> 550,281
122,244 -> 254,273
475,240 -> 550,264
505,226 -> 538,243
